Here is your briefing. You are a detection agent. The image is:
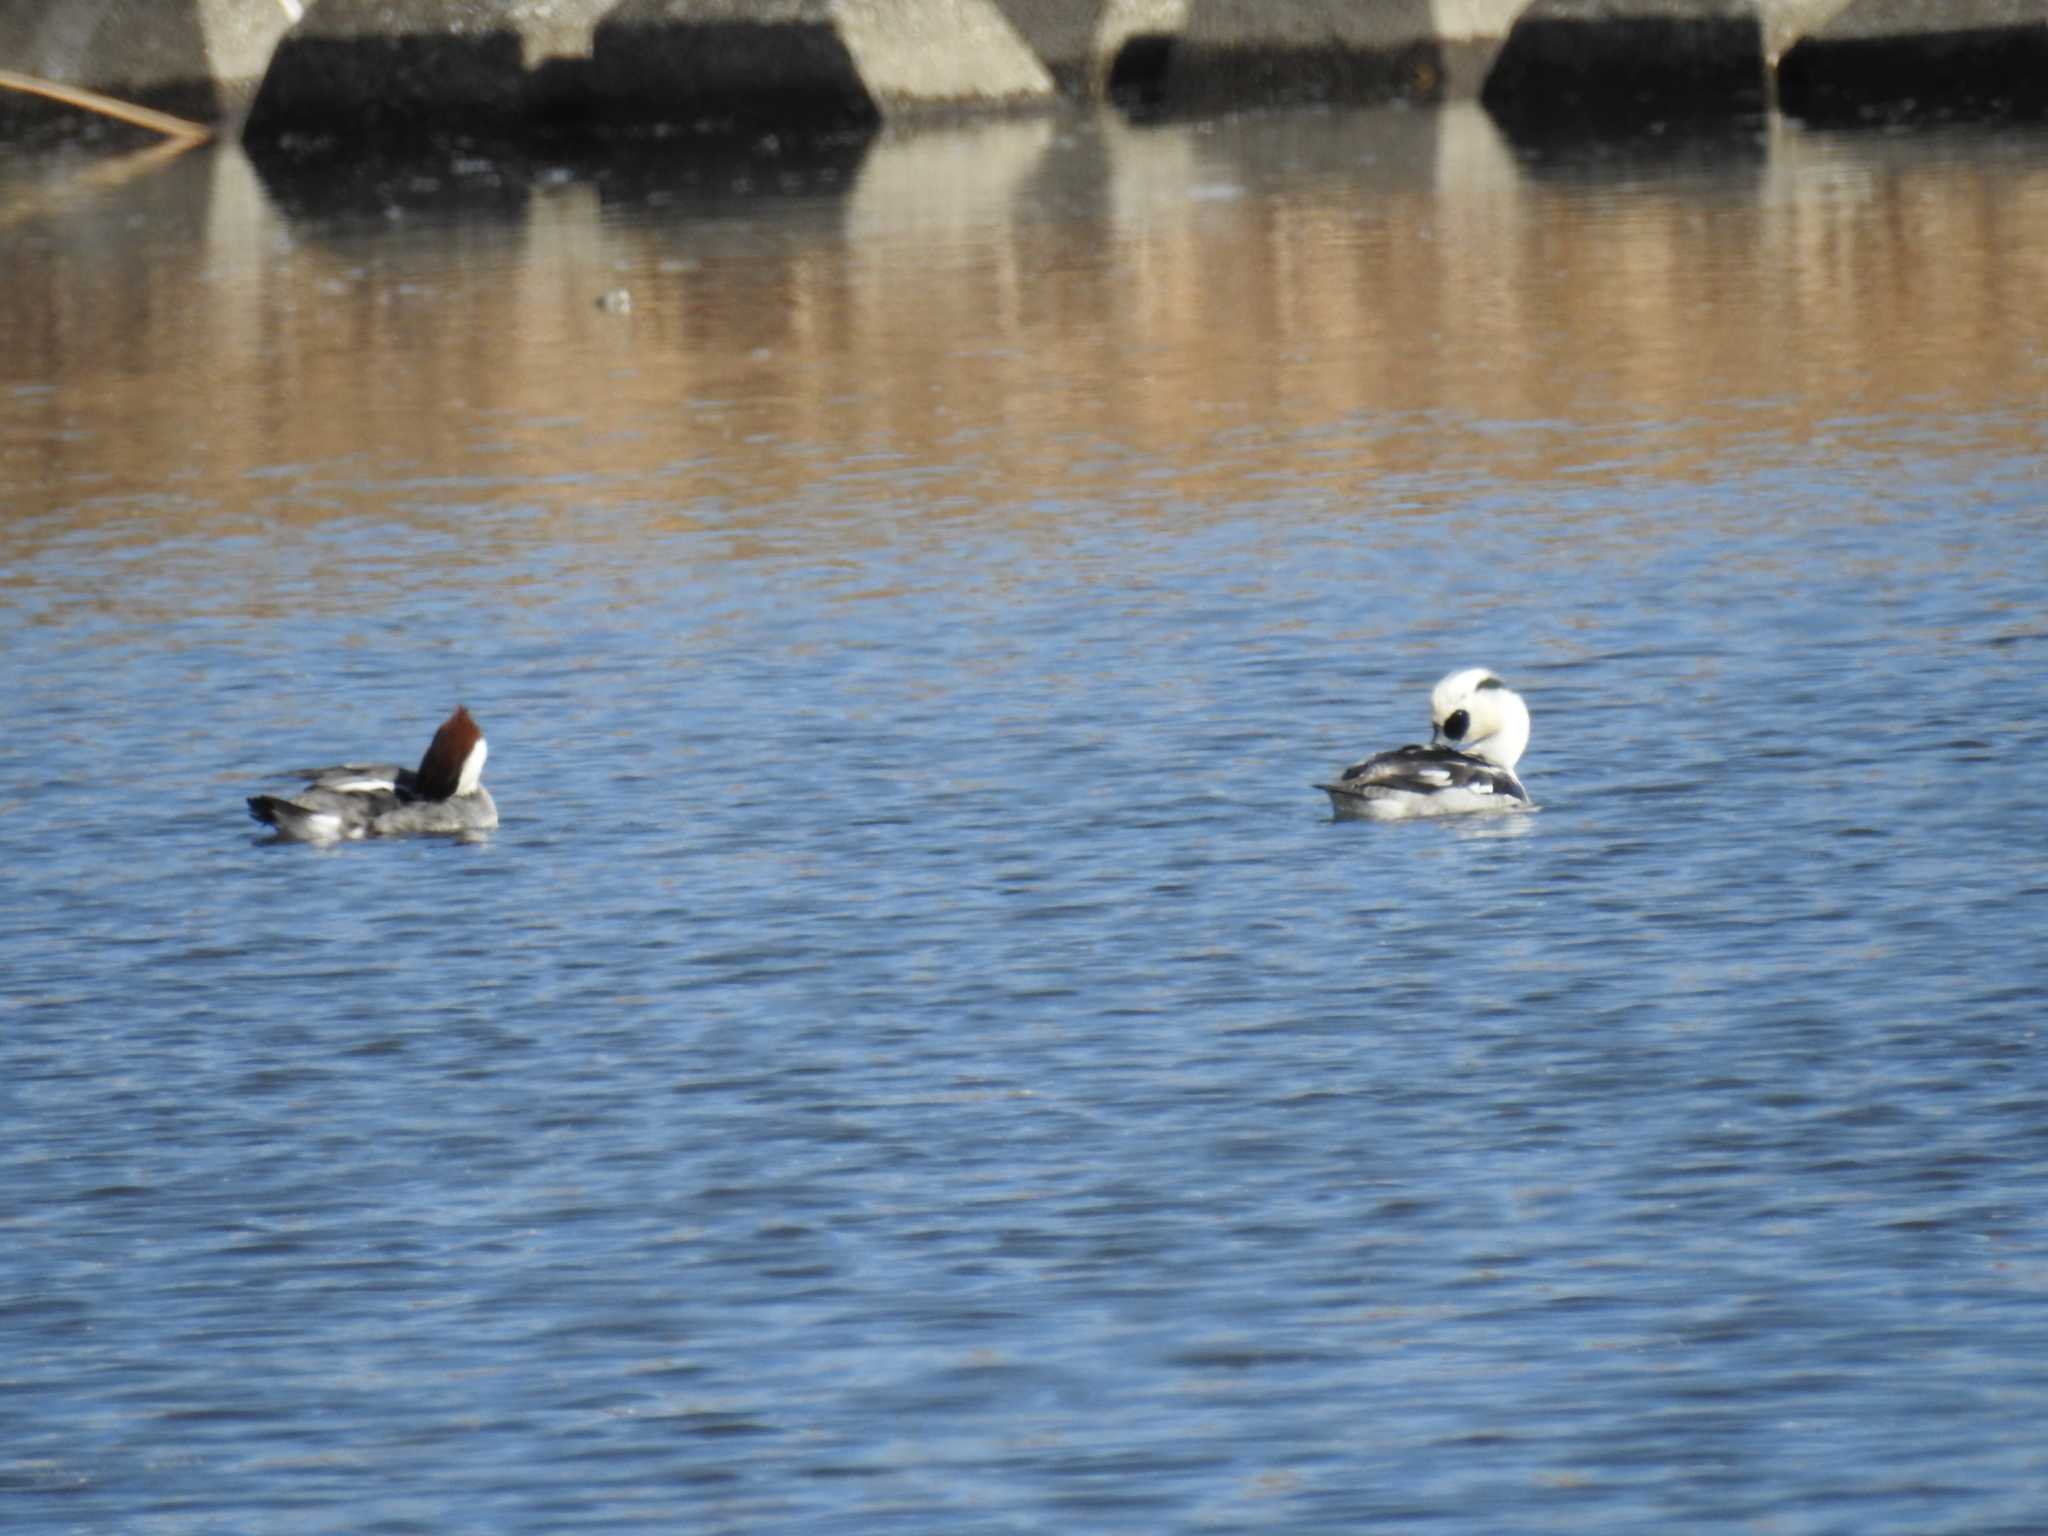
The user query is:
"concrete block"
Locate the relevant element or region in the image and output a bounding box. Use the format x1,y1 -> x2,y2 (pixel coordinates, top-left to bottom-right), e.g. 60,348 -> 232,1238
1482,0 -> 1769,130
590,0 -> 1054,132
1068,0 -> 1520,111
1777,0 -> 2048,123
244,0 -> 614,139
986,0 -> 1119,93
838,0 -> 1058,111
1158,0 -> 1452,111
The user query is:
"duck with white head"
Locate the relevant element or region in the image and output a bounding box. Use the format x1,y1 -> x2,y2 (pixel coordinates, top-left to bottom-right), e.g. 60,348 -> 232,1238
1318,669 -> 1535,821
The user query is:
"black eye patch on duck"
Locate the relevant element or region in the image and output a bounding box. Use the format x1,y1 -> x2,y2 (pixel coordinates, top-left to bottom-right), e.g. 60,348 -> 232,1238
1442,709 -> 1470,739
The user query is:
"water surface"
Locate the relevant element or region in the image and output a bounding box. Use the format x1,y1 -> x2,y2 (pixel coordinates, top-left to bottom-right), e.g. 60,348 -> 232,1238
4,105 -> 2048,1533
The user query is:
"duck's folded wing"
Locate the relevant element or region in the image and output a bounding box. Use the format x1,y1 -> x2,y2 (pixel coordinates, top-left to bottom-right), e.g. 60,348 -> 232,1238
1320,744 -> 1527,801
295,763 -> 418,795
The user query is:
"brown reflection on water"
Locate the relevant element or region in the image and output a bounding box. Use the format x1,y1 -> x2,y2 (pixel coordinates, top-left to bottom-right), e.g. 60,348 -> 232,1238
4,105 -> 2047,580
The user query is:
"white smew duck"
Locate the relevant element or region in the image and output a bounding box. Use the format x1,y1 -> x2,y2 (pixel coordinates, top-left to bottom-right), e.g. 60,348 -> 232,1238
1318,669 -> 1534,820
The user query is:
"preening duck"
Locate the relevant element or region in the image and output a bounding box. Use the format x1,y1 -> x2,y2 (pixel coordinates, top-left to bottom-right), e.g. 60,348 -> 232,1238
1317,669 -> 1534,820
248,705 -> 497,842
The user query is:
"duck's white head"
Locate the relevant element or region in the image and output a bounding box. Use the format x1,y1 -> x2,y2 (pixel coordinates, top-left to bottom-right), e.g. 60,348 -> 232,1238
1430,669 -> 1530,769
414,706 -> 489,800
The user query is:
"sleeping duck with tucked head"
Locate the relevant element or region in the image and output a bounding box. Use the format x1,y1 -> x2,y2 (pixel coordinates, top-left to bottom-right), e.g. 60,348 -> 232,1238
1317,669 -> 1534,821
248,705 -> 497,842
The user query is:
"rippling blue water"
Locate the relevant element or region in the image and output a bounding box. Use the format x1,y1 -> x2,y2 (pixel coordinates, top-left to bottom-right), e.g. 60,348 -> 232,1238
5,109 -> 2048,1533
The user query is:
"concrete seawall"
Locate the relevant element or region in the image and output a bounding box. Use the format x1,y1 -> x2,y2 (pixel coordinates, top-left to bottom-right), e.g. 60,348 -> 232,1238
4,0 -> 2047,143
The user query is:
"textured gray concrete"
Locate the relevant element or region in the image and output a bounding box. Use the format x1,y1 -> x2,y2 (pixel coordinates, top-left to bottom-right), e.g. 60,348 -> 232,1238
1777,0 -> 2048,121
985,0 -> 1114,94
829,0 -> 1056,112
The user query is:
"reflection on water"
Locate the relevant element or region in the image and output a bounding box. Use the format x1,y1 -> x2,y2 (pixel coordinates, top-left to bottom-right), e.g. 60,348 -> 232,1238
6,106 -> 2048,587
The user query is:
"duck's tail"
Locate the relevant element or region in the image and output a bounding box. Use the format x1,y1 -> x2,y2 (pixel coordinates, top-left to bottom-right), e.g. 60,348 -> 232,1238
248,795 -> 341,841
